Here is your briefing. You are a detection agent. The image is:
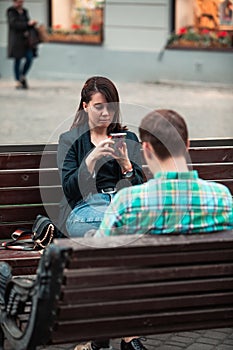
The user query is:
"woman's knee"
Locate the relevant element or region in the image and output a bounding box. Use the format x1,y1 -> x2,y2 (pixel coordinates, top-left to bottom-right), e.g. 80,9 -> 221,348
66,219 -> 101,237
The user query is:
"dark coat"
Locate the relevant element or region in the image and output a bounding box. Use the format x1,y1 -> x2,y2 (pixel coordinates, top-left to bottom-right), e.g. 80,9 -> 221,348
7,6 -> 36,59
56,124 -> 144,235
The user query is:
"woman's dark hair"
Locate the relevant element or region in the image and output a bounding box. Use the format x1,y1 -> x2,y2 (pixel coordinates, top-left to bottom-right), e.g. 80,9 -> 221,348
70,76 -> 127,133
139,109 -> 188,160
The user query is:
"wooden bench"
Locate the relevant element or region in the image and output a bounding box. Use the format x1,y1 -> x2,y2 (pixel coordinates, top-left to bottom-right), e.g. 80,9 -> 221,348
0,232 -> 233,350
0,138 -> 232,349
1,138 -> 232,239
0,138 -> 233,276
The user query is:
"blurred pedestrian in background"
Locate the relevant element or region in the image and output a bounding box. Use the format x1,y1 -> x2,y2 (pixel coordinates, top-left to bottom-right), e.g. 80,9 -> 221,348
7,0 -> 38,89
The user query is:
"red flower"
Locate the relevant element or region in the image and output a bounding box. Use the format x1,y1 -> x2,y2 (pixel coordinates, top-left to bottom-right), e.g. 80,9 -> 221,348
201,29 -> 210,35
91,24 -> 100,32
71,24 -> 81,30
53,24 -> 61,29
217,31 -> 228,38
178,27 -> 187,35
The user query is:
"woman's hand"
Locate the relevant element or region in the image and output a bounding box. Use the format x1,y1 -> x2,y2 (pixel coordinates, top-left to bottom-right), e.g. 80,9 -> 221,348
85,138 -> 115,174
28,20 -> 37,26
112,141 -> 132,173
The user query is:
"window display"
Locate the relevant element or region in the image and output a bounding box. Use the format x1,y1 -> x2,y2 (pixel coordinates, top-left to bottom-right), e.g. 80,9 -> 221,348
167,0 -> 233,49
49,0 -> 104,44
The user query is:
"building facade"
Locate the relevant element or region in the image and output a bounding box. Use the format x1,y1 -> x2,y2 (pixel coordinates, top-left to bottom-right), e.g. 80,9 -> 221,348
0,0 -> 232,84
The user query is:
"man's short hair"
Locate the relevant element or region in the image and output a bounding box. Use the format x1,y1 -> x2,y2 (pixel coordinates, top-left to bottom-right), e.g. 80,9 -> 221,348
139,109 -> 188,160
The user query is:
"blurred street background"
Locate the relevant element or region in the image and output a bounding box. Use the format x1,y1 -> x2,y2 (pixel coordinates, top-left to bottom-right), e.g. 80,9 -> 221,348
0,78 -> 233,145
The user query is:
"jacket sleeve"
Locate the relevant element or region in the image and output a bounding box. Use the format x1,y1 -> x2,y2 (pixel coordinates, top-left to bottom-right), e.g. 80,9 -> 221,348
57,133 -> 96,204
126,132 -> 144,185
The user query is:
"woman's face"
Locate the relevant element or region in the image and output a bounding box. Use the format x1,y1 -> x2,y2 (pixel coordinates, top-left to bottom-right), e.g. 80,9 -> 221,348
14,0 -> 24,9
83,92 -> 115,130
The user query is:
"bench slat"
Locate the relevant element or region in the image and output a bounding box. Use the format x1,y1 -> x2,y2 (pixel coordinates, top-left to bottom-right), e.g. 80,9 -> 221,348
189,147 -> 233,163
0,250 -> 40,275
0,152 -> 57,170
1,147 -> 232,171
0,204 -> 59,222
0,223 -> 34,239
192,163 -> 233,180
0,169 -> 60,187
58,291 -> 233,320
55,232 -> 233,252
69,249 -> 233,269
61,277 -> 233,303
1,146 -> 232,172
0,186 -> 62,205
52,308 -> 233,343
64,263 -> 233,288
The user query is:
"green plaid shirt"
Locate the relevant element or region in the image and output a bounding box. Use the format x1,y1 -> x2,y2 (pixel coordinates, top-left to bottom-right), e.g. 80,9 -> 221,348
95,171 -> 233,236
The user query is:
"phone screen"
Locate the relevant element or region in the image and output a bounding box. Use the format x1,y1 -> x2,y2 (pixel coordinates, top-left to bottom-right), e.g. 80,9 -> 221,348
109,133 -> 127,155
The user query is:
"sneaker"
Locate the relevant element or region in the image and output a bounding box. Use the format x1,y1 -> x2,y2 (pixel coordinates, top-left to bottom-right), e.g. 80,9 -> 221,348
74,343 -> 92,350
121,338 -> 147,350
20,76 -> 28,89
74,342 -> 113,350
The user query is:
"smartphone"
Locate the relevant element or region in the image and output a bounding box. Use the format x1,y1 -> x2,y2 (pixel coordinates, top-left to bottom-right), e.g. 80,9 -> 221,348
109,132 -> 127,155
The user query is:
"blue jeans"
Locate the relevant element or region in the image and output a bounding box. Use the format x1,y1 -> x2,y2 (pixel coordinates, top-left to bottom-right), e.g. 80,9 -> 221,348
66,193 -> 116,237
14,49 -> 33,81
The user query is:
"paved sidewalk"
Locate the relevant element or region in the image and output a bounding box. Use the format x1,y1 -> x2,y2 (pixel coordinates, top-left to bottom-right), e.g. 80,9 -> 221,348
0,78 -> 233,145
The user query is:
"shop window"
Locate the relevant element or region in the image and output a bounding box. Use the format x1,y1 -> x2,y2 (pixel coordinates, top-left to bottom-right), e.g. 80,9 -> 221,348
167,0 -> 233,49
49,0 -> 105,44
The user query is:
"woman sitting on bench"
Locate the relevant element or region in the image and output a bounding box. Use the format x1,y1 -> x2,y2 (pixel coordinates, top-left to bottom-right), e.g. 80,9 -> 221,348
57,76 -> 144,237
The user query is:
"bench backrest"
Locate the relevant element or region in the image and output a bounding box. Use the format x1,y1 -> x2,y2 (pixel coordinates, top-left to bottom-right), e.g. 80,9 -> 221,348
0,138 -> 233,240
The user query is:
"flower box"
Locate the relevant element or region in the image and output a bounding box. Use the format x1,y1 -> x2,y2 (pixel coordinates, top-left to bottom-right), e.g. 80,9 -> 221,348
166,26 -> 232,50
48,32 -> 101,44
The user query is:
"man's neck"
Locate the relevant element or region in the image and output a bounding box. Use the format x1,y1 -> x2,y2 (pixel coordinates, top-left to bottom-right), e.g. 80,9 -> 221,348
149,156 -> 189,174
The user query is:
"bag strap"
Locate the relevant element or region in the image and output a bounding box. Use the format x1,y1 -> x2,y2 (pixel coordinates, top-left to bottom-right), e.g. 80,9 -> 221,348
1,229 -> 36,251
33,223 -> 54,249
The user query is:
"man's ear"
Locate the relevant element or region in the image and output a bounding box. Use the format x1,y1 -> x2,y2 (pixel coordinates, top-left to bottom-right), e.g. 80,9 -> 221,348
187,139 -> 190,149
142,142 -> 153,160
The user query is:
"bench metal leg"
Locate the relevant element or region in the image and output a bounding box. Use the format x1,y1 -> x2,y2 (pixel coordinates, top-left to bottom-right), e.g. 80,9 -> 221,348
0,262 -> 12,300
0,327 -> 4,350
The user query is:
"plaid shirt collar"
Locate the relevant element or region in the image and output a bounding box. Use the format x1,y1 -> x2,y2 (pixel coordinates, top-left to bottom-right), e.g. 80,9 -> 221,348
153,170 -> 199,181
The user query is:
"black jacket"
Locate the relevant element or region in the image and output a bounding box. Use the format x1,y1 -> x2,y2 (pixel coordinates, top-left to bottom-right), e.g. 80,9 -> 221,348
57,123 -> 144,235
7,6 -> 37,58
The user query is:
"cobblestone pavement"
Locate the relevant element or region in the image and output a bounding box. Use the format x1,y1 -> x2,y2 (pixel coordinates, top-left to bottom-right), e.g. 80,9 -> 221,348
4,328 -> 233,349
1,78 -> 233,349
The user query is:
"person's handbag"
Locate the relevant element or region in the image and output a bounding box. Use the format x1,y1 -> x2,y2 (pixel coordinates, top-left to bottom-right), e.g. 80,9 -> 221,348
32,215 -> 55,249
1,215 -> 55,251
36,24 -> 49,43
27,27 -> 41,48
